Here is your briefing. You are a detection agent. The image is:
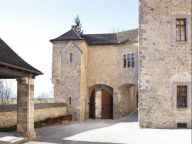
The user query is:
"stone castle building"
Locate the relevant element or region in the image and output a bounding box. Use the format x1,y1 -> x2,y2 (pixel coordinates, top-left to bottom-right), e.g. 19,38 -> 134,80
51,28 -> 139,121
51,0 -> 191,128
139,0 -> 191,128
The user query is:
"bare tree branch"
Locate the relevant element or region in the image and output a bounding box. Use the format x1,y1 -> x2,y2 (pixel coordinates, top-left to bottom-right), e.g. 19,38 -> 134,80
0,80 -> 13,104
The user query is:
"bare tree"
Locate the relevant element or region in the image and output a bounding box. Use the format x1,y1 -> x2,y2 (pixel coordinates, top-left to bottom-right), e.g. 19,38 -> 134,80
0,80 -> 13,104
37,92 -> 50,103
0,81 -> 4,104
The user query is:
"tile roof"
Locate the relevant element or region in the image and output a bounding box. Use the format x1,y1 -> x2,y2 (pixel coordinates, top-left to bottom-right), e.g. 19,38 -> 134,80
116,28 -> 138,43
50,28 -> 138,45
0,38 -> 42,75
82,33 -> 118,45
50,29 -> 84,42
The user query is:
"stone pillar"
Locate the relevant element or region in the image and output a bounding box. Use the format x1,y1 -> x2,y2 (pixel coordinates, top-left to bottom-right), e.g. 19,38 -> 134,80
54,79 -> 61,103
113,88 -> 119,119
16,76 -> 36,139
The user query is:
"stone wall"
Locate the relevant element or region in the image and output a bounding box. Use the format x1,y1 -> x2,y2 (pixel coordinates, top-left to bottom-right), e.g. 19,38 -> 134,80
117,84 -> 138,118
52,38 -> 138,120
51,27 -> 139,121
0,103 -> 67,128
87,43 -> 138,119
52,40 -> 88,121
139,0 -> 192,128
87,42 -> 138,88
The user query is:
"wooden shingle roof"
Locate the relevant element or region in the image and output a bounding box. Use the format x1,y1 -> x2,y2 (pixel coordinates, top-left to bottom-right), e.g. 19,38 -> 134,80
0,38 -> 42,76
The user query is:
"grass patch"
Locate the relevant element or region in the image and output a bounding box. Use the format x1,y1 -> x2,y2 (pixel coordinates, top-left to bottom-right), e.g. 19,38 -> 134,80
34,121 -> 46,128
0,115 -> 71,132
0,125 -> 16,132
0,121 -> 46,132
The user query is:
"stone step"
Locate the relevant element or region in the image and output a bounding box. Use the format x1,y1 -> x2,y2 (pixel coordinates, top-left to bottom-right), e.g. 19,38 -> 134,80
0,136 -> 28,144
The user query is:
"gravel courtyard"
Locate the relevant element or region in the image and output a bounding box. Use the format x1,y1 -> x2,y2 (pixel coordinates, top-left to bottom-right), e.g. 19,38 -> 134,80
23,112 -> 191,144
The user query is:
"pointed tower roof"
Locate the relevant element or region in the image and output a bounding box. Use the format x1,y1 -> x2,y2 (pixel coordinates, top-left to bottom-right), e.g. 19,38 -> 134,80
50,29 -> 84,42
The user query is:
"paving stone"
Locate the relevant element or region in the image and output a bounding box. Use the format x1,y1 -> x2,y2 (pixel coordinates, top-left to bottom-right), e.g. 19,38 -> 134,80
24,113 -> 191,144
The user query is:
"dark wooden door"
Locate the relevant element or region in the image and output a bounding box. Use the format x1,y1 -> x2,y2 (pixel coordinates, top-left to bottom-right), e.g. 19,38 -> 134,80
101,89 -> 113,119
89,89 -> 95,119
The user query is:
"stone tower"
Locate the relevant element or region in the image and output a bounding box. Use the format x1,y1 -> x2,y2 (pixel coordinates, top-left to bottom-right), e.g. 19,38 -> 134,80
139,0 -> 192,128
50,29 -> 88,121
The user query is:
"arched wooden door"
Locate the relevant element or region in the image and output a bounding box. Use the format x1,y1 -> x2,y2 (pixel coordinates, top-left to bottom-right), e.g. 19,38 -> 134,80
89,88 -> 113,119
89,89 -> 95,119
101,89 -> 113,119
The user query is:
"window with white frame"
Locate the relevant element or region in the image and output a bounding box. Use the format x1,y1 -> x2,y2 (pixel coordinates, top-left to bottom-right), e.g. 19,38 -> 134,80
123,53 -> 135,68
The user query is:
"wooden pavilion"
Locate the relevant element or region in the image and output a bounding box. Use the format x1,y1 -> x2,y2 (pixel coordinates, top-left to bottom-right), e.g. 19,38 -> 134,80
0,38 -> 42,139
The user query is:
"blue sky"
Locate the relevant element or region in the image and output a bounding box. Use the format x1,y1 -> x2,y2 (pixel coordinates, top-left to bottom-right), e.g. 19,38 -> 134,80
0,0 -> 138,97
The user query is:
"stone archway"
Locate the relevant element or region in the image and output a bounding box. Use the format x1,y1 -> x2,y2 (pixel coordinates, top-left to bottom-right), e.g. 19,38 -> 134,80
89,85 -> 113,119
117,84 -> 138,117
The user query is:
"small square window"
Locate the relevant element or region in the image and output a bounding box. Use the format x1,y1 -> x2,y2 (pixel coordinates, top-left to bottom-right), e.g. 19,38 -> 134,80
70,53 -> 73,62
69,97 -> 71,105
177,85 -> 187,108
177,123 -> 187,128
123,53 -> 135,68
